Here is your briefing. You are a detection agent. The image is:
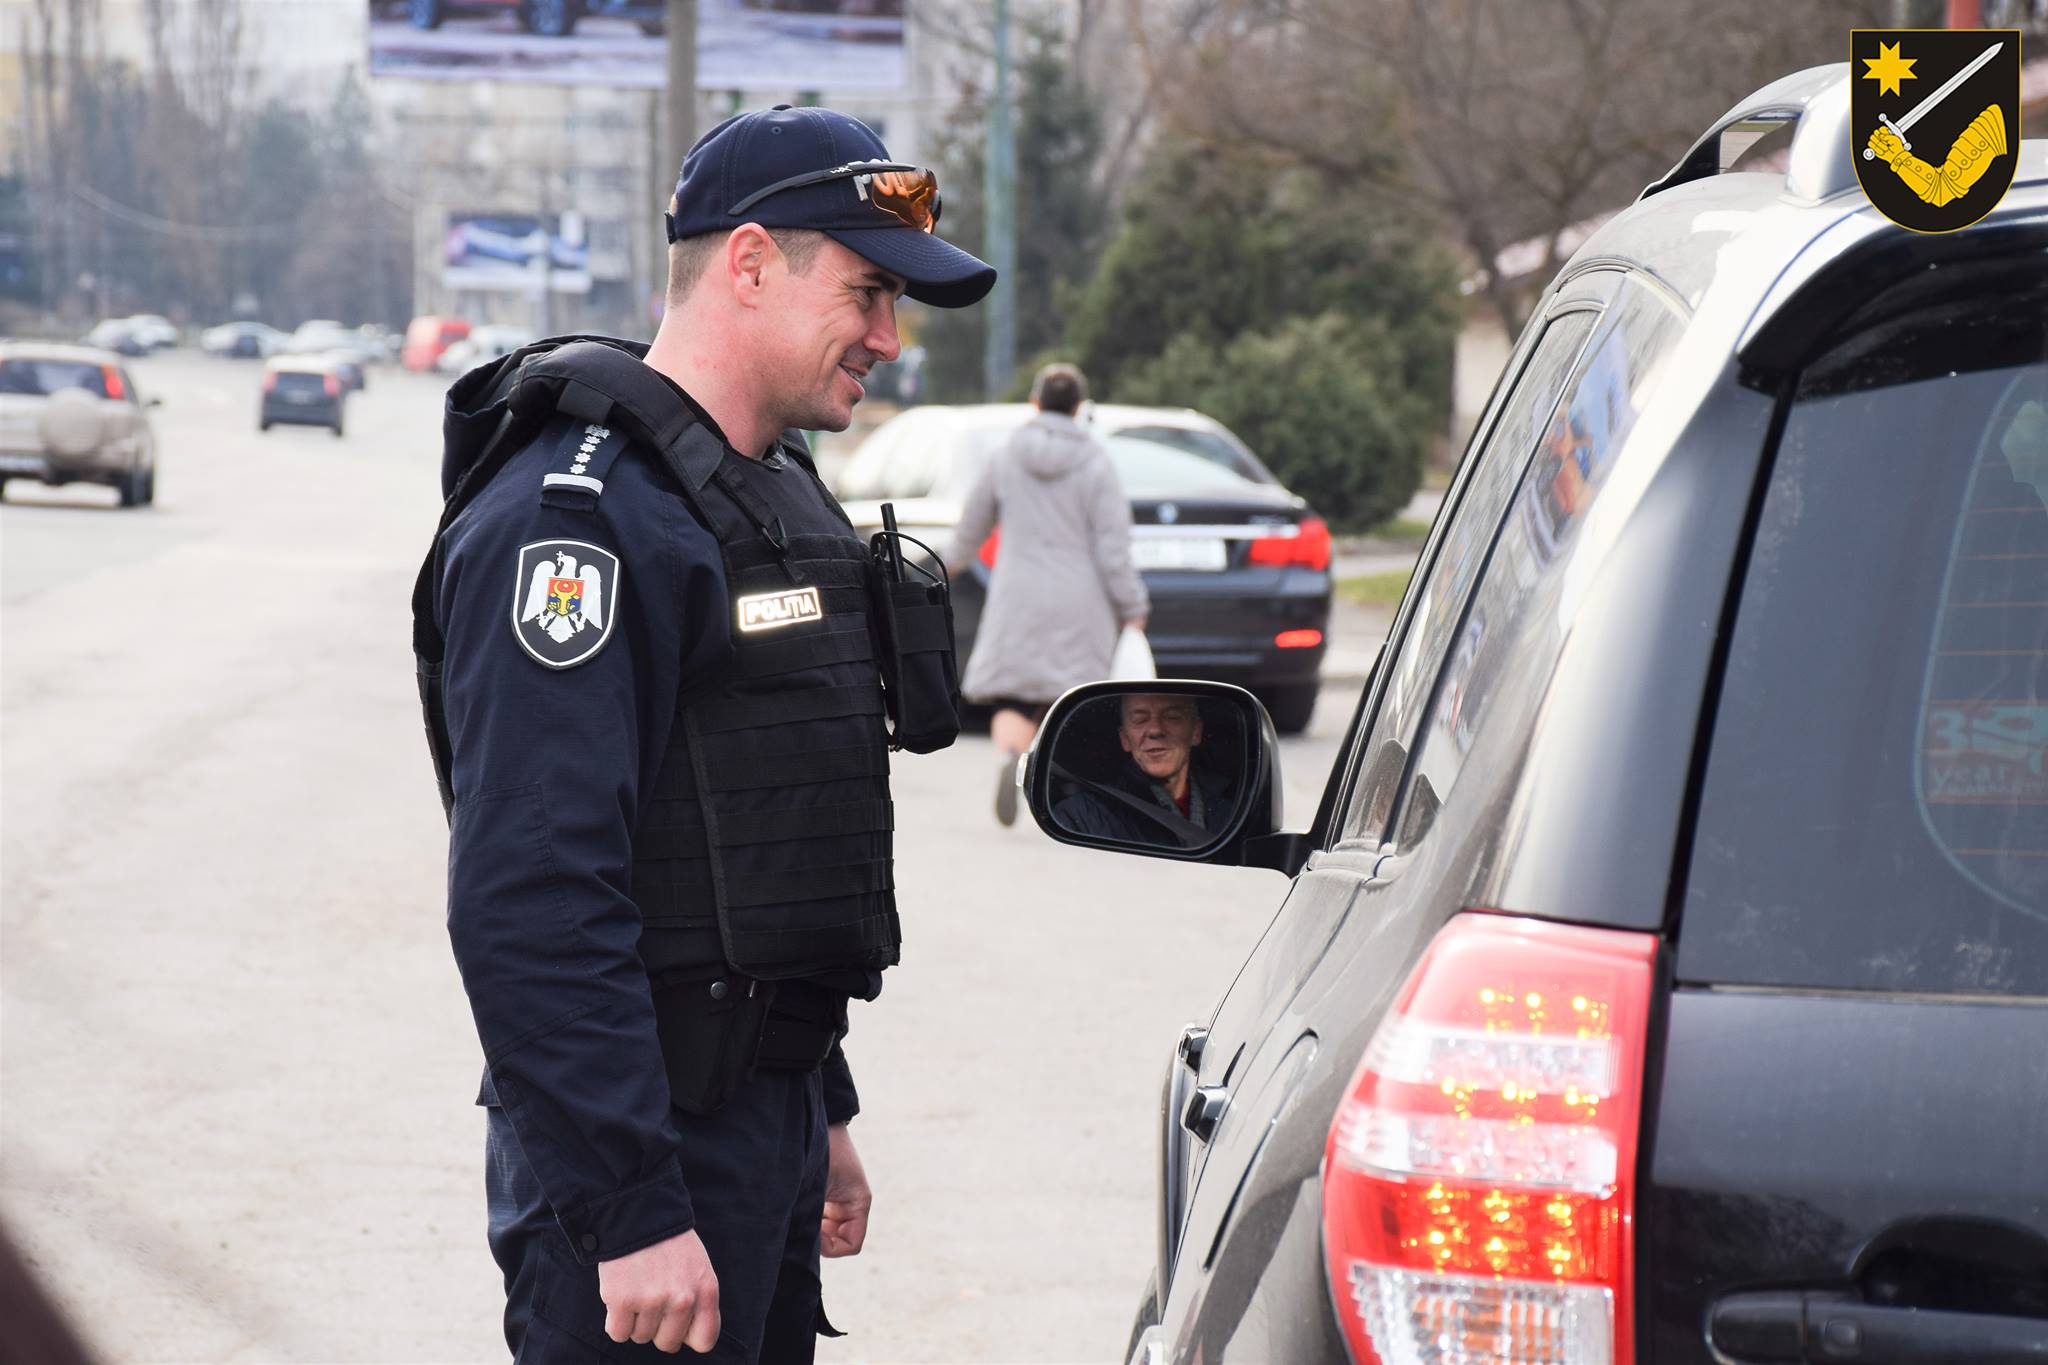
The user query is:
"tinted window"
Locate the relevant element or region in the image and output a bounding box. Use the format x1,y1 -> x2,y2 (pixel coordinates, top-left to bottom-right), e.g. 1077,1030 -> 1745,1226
273,371 -> 330,397
0,358 -> 110,399
1396,279 -> 1685,846
1683,259 -> 2048,995
1109,423 -> 1273,483
1103,434 -> 1262,495
1339,307 -> 1598,844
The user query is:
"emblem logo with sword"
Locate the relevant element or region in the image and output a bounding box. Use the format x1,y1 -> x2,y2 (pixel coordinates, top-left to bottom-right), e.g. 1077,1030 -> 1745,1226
1852,28 -> 2021,233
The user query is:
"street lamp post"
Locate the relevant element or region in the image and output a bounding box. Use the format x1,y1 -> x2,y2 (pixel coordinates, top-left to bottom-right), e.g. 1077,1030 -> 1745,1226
982,0 -> 1016,400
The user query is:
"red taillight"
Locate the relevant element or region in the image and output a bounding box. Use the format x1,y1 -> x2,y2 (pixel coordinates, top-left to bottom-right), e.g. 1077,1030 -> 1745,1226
263,370 -> 278,393
1247,515 -> 1332,572
978,529 -> 1001,569
323,374 -> 340,398
100,365 -> 125,400
1275,628 -> 1324,649
1322,912 -> 1654,1365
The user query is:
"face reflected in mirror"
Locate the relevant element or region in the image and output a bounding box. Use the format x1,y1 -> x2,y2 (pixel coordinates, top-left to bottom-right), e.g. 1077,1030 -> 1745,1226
1047,691 -> 1246,850
1119,692 -> 1205,800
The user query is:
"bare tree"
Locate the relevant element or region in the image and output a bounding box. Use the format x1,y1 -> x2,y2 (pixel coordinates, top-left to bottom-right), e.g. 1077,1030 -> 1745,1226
1134,0 -> 1848,332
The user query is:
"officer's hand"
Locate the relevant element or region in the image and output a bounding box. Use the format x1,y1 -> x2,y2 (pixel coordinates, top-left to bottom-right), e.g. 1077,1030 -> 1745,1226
597,1228 -> 721,1354
821,1123 -> 872,1258
1867,126 -> 1907,165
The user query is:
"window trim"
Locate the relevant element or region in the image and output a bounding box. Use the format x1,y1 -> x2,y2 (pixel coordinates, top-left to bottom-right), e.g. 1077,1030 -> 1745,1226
1319,286 -> 1615,855
1379,275 -> 1690,857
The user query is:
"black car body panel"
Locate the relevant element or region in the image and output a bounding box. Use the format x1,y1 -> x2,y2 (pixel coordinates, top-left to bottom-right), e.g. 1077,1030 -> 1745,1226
1027,68 -> 2048,1365
1646,990 -> 2048,1362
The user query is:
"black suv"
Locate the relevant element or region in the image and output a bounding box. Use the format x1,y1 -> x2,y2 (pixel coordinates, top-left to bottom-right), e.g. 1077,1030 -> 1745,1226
1024,66 -> 2048,1365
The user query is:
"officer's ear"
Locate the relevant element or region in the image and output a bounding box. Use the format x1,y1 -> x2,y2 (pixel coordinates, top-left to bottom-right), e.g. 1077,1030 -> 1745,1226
727,224 -> 776,307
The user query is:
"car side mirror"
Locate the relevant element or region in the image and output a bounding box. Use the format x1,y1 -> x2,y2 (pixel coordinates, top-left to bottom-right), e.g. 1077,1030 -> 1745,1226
1023,680 -> 1283,864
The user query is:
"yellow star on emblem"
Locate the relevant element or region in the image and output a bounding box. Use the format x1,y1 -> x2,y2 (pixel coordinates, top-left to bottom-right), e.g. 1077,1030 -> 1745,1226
1862,41 -> 1917,97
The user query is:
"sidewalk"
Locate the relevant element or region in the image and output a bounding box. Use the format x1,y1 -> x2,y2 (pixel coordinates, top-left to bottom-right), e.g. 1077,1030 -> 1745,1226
1322,597 -> 1395,683
1320,486 -> 1438,683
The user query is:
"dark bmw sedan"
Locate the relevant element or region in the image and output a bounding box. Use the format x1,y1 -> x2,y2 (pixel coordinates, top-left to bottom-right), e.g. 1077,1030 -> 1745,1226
1020,66 -> 2048,1365
837,403 -> 1333,731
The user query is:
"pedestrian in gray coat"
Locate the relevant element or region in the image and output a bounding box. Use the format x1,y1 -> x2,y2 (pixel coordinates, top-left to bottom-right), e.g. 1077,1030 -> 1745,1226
945,362 -> 1149,825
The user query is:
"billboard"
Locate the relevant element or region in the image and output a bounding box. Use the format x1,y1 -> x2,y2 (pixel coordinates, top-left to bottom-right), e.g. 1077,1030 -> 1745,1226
371,0 -> 906,91
445,212 -> 593,292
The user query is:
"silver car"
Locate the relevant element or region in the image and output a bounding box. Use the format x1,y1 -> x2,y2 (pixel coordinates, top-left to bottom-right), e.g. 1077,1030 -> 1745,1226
0,342 -> 160,506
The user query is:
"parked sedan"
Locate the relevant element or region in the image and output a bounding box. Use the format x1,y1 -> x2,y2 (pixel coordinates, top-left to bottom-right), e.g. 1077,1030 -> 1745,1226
200,321 -> 288,359
839,404 -> 1333,732
259,358 -> 346,437
0,342 -> 159,505
1024,68 -> 2048,1365
81,319 -> 147,356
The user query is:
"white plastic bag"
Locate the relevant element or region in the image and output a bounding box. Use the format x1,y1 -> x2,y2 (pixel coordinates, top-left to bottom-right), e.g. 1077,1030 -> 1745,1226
1109,624 -> 1156,681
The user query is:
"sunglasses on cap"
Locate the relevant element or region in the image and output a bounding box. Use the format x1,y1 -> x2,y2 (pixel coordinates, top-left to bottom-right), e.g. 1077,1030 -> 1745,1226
728,160 -> 942,234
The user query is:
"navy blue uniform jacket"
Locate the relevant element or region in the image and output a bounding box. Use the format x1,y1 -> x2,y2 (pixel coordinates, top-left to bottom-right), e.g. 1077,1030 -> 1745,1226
434,343 -> 859,1265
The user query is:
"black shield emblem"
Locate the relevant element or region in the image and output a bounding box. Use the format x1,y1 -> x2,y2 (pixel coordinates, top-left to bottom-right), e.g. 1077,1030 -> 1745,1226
512,538 -> 620,669
1852,28 -> 2021,233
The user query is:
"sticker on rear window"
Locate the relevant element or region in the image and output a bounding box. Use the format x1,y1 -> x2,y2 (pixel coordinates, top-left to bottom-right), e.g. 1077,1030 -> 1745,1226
1915,393 -> 2048,918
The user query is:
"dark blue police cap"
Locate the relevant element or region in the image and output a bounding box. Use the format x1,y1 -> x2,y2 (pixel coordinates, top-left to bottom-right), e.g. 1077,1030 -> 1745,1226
667,104 -> 995,309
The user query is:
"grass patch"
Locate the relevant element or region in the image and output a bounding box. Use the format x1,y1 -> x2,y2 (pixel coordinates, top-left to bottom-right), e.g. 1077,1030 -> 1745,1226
1369,516 -> 1433,542
1337,568 -> 1413,607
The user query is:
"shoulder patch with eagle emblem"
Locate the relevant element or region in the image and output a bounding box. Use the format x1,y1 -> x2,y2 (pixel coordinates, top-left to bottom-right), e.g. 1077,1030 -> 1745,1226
512,538 -> 621,669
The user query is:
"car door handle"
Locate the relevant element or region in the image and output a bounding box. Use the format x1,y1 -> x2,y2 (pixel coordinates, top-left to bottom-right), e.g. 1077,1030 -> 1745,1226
1182,1085 -> 1227,1142
1710,1290 -> 2048,1364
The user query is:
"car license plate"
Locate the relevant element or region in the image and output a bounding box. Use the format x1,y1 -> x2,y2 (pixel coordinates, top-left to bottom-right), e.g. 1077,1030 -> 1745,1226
0,454 -> 46,473
1131,537 -> 1227,571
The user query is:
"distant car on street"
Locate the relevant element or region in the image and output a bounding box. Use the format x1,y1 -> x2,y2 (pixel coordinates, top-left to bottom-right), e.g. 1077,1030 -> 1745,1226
354,323 -> 399,364
288,320 -> 378,367
838,403 -> 1333,732
401,0 -> 666,38
259,357 -> 346,437
81,319 -> 147,356
320,351 -> 369,393
435,323 -> 537,375
201,321 -> 288,359
0,341 -> 159,506
122,314 -> 179,350
401,314 -> 471,371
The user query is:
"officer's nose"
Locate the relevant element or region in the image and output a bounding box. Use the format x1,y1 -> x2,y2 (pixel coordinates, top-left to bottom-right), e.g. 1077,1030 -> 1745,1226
867,294 -> 902,364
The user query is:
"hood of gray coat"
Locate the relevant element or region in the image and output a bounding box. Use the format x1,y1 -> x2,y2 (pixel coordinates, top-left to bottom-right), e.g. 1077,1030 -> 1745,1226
1012,412 -> 1101,480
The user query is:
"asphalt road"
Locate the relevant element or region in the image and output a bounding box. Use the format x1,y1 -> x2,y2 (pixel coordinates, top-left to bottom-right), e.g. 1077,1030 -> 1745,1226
0,351 -> 1390,1363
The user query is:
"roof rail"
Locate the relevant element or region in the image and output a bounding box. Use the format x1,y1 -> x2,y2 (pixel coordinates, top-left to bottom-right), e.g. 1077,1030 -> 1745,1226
1640,63 -> 1854,203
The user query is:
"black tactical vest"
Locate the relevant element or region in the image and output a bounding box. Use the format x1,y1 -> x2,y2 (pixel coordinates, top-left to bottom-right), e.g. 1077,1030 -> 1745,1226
419,341 -> 901,983
634,421 -> 901,981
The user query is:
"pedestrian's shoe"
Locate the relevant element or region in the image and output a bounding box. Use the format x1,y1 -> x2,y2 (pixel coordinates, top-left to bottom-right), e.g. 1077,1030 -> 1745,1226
995,751 -> 1020,827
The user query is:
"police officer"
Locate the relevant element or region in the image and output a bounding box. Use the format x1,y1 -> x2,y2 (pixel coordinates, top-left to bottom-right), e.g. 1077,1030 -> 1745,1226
413,106 -> 992,1362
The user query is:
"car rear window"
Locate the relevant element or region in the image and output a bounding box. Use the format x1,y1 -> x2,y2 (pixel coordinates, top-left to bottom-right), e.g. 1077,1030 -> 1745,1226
1102,434 -> 1264,495
0,358 -> 110,398
1681,257 -> 2048,995
273,371 -> 330,396
1108,424 -> 1274,483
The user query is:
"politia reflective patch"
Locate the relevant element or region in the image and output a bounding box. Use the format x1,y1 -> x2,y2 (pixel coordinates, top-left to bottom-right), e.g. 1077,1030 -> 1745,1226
512,539 -> 620,669
736,585 -> 823,633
